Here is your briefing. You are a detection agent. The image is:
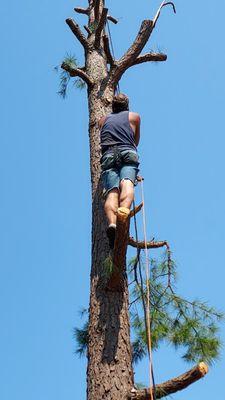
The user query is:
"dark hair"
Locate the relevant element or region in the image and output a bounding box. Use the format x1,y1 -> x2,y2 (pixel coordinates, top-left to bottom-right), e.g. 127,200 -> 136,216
112,93 -> 129,113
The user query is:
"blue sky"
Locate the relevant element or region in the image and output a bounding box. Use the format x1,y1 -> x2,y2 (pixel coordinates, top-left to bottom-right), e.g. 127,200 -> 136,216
1,0 -> 224,399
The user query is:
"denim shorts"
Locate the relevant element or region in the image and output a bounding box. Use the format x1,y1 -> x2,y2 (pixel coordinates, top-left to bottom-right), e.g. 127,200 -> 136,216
101,149 -> 139,197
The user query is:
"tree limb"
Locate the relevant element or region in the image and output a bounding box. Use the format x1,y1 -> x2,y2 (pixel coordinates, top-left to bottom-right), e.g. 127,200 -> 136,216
103,34 -> 115,66
94,0 -> 101,21
128,238 -> 168,250
132,52 -> 167,66
95,7 -> 108,48
129,363 -> 209,399
74,7 -> 118,24
84,25 -> 92,35
61,62 -> 94,86
74,7 -> 89,15
130,202 -> 143,218
110,20 -> 154,85
107,15 -> 118,24
66,18 -> 89,49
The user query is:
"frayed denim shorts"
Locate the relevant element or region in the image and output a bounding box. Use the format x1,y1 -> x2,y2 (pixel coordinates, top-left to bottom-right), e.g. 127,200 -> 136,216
101,148 -> 139,197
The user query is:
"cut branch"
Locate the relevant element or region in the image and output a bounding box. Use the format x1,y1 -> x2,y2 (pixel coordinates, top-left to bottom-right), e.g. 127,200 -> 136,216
130,202 -> 143,218
95,7 -> 108,48
84,25 -> 92,35
128,238 -> 168,250
66,18 -> 89,49
103,34 -> 115,66
74,7 -> 89,15
132,52 -> 167,66
110,20 -> 154,85
107,15 -> 118,24
94,0 -> 101,21
129,363 -> 209,399
61,62 -> 94,86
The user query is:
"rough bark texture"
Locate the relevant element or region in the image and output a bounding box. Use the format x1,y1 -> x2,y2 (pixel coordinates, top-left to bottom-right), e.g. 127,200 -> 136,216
128,237 -> 169,250
85,3 -> 133,399
87,71 -> 134,397
129,362 -> 209,399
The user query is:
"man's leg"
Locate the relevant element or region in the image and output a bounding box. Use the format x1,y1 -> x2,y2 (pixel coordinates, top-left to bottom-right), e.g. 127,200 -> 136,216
119,179 -> 134,209
104,189 -> 119,249
104,188 -> 119,225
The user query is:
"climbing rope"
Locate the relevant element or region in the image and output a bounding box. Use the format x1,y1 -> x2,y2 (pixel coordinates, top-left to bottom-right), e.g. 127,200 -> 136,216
106,19 -> 121,94
105,11 -> 159,397
140,179 -> 156,400
133,178 -> 156,400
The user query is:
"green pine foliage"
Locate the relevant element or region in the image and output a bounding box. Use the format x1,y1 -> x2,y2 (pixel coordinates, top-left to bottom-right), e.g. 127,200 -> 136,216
74,321 -> 89,357
55,54 -> 85,98
74,251 -> 223,366
129,252 -> 223,365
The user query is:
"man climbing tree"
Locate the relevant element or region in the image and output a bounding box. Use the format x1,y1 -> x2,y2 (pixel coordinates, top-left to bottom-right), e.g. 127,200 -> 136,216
99,93 -> 140,249
59,1 -> 222,399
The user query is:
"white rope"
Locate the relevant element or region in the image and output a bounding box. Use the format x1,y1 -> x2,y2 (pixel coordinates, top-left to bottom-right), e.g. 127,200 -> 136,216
139,179 -> 155,400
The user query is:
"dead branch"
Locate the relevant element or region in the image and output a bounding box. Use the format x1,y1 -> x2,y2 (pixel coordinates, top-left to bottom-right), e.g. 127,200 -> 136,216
74,7 -> 89,15
95,7 -> 108,48
107,15 -> 118,24
132,52 -> 167,66
129,362 -> 208,399
103,34 -> 115,66
84,25 -> 92,35
128,238 -> 168,250
94,0 -> 101,21
130,202 -> 143,218
66,18 -> 89,49
61,62 -> 94,86
153,1 -> 176,28
110,20 -> 154,86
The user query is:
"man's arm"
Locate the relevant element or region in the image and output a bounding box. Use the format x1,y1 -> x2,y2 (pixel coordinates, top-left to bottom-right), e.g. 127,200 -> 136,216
129,112 -> 141,146
98,115 -> 107,129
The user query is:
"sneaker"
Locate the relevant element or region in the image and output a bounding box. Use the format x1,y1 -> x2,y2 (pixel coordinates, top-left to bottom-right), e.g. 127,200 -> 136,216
106,224 -> 116,250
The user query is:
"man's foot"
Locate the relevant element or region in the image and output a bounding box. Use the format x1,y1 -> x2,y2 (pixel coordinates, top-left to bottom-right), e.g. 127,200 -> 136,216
106,224 -> 116,250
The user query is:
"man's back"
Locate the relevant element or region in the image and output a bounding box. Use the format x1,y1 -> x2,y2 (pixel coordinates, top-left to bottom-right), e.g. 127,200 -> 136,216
99,111 -> 141,155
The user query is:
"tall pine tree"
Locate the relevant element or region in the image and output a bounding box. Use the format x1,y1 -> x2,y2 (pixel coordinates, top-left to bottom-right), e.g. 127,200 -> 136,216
59,1 -> 222,399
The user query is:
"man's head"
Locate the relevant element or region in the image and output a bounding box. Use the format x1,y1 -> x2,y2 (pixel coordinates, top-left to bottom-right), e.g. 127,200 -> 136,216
112,93 -> 129,113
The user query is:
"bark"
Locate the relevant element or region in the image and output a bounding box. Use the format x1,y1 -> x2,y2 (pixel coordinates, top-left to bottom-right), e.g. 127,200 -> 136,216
95,7 -> 108,48
132,52 -> 167,66
129,362 -> 209,399
86,78 -> 134,400
85,4 -> 133,396
66,18 -> 89,49
61,62 -> 94,86
130,202 -> 143,218
128,238 -> 169,250
103,34 -> 115,66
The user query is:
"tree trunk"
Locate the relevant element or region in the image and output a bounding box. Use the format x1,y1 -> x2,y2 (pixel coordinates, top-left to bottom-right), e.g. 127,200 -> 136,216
85,12 -> 134,399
